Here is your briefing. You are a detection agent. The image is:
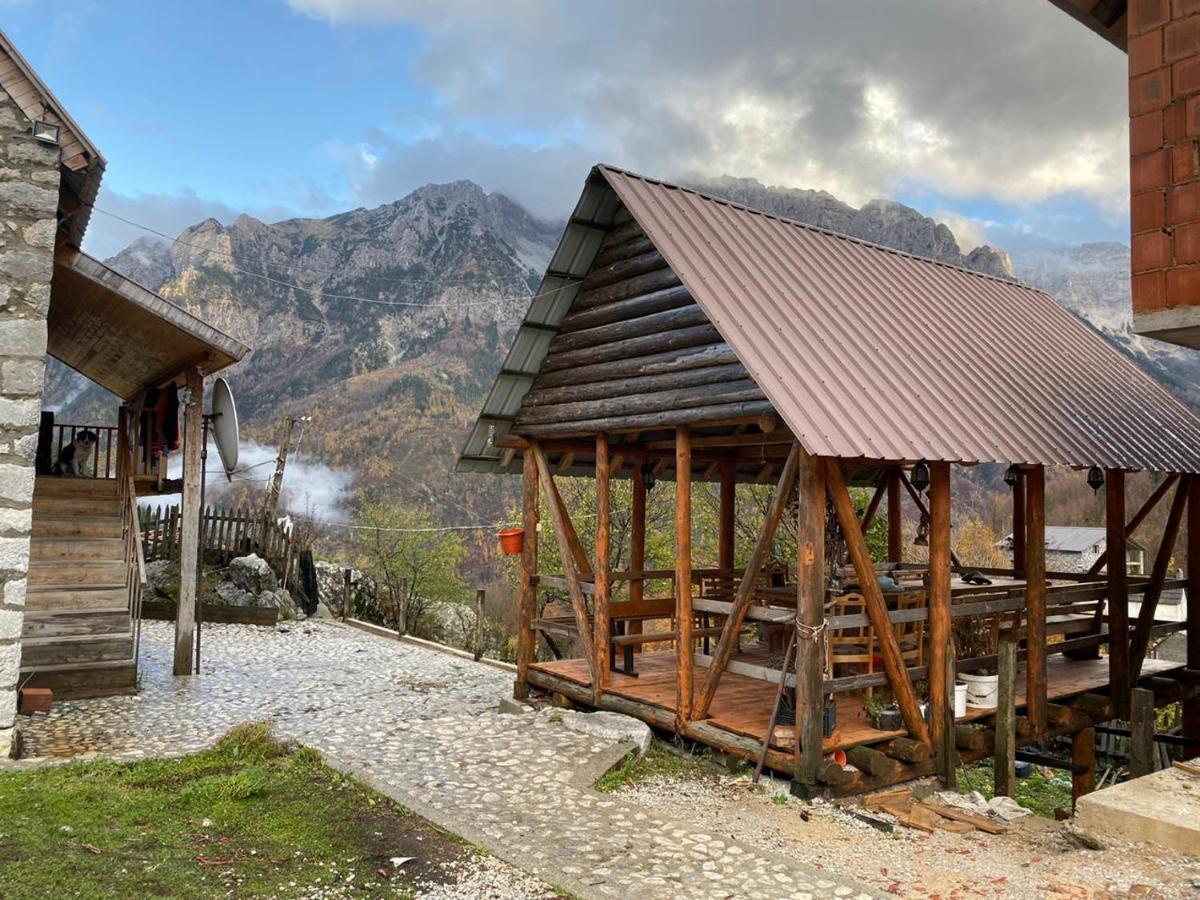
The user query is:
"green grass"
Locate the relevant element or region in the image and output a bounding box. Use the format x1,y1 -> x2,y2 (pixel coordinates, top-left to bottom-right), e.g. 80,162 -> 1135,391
595,743 -> 716,793
0,723 -> 473,898
956,760 -> 1074,818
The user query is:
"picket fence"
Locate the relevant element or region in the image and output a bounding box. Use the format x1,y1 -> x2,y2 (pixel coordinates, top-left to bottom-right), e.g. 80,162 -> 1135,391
140,504 -> 296,586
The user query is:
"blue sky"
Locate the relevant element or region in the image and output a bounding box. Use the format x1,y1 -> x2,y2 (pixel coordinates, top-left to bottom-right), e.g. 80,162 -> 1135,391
3,0 -> 1133,259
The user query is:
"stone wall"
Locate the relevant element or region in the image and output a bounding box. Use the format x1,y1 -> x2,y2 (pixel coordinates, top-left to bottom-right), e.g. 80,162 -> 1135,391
0,85 -> 58,756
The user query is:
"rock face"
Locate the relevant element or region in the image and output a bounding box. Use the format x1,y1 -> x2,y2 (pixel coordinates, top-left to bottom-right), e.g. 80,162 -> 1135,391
103,236 -> 175,292
144,555 -> 298,620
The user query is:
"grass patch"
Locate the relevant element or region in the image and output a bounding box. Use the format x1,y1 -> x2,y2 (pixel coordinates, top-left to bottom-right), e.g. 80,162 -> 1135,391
956,760 -> 1074,818
595,742 -> 717,793
0,723 -> 473,898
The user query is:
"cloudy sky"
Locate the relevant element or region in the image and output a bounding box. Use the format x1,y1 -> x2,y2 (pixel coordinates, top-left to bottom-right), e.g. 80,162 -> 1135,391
4,0 -> 1127,258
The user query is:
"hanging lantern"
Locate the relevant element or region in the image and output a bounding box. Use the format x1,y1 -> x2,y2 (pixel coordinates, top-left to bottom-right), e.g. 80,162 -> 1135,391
1004,464 -> 1020,487
913,511 -> 930,547
642,462 -> 657,492
1087,466 -> 1105,494
910,459 -> 930,494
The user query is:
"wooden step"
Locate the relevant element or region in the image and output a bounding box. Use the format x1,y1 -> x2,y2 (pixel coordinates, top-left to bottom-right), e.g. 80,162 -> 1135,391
33,495 -> 121,517
25,586 -> 129,612
29,537 -> 125,561
21,609 -> 131,639
20,633 -> 134,668
32,515 -> 123,539
19,659 -> 138,700
27,559 -> 126,588
34,477 -> 119,498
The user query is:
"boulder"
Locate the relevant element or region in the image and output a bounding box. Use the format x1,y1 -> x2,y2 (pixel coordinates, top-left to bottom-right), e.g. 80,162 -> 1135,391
228,554 -> 278,595
144,559 -> 178,601
258,588 -> 297,620
537,708 -> 652,757
310,601 -> 334,619
212,580 -> 255,607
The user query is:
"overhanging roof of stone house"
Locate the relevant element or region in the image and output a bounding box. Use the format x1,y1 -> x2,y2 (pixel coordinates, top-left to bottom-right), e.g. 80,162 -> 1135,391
0,30 -> 106,247
1045,1 -> 1127,51
49,249 -> 248,400
459,164 -> 1200,478
1000,525 -> 1146,554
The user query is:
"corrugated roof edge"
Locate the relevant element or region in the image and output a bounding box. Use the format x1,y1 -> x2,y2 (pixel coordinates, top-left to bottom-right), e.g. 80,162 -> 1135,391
595,164 -> 1048,298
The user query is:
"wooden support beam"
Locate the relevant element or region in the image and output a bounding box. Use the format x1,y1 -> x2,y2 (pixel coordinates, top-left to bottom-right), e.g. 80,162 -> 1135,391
594,433 -> 611,703
794,447 -> 826,789
719,459 -> 736,573
629,461 -> 647,646
1106,469 -> 1130,717
887,468 -> 903,564
695,444 -> 801,720
928,461 -> 955,786
174,368 -> 203,677
994,636 -> 1018,799
859,476 -> 887,531
1187,477 -> 1200,758
515,450 -> 539,699
531,441 -> 597,684
828,460 -> 930,744
1025,465 -> 1047,738
675,425 -> 694,727
1131,477 -> 1188,681
900,471 -> 963,568
1011,469 -> 1026,577
1071,727 -> 1096,807
1130,686 -> 1155,778
1088,474 -> 1179,576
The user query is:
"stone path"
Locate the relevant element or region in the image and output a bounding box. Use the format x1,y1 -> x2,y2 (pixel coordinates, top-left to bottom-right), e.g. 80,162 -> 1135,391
9,620 -> 875,899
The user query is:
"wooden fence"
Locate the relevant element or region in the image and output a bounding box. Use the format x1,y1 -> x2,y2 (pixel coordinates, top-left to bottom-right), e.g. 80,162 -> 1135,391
141,504 -> 296,586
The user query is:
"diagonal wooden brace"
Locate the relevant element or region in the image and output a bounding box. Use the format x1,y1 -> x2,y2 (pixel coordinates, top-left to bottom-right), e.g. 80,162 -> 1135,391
1131,476 -> 1189,680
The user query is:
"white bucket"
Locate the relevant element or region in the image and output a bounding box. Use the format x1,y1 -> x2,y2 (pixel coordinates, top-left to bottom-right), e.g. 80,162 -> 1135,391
959,672 -> 999,709
954,681 -> 968,718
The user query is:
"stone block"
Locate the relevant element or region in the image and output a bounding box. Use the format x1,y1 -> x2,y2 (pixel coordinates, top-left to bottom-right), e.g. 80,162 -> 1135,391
0,536 -> 30,572
1,357 -> 43,395
4,140 -> 58,166
539,707 -> 653,756
0,248 -> 51,282
498,697 -> 534,715
21,283 -> 49,315
11,432 -> 37,461
0,317 -> 46,356
0,508 -> 31,536
1073,759 -> 1200,854
0,607 -> 19,639
0,463 -> 34,503
0,640 -> 20,688
0,180 -> 56,216
0,702 -> 15,734
0,397 -> 38,428
20,218 -> 54,251
4,578 -> 27,609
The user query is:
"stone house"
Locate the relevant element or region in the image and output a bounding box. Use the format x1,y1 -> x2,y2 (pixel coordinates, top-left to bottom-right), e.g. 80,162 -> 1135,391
999,525 -> 1147,575
0,32 -> 247,757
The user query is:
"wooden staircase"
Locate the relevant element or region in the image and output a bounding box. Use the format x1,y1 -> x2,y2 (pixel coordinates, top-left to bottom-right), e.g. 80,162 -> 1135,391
21,476 -> 138,698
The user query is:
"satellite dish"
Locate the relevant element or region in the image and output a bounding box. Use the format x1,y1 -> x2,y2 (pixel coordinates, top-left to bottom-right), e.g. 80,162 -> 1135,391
210,377 -> 239,479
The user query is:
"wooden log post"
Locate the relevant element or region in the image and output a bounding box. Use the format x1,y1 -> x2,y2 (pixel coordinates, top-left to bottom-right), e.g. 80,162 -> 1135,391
1011,469 -> 1026,577
675,426 -> 694,727
629,461 -> 646,646
1071,726 -> 1096,806
994,635 -> 1018,799
1106,469 -> 1130,717
515,449 -> 539,699
594,433 -> 612,702
1089,474 -> 1179,576
174,368 -> 204,677
342,568 -> 351,623
719,458 -> 736,585
1025,465 -> 1048,738
928,461 -> 955,785
473,588 -> 486,661
1131,478 -> 1188,680
1187,478 -> 1200,758
794,448 -> 826,792
828,460 -> 930,744
887,468 -> 903,564
1130,686 -> 1156,778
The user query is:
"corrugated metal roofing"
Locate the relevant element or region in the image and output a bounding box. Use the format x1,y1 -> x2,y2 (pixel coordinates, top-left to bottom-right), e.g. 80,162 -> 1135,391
1000,526 -> 1145,554
458,164 -> 1200,475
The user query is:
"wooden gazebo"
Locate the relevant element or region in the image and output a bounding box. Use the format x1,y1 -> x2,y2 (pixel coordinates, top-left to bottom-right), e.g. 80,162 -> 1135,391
459,165 -> 1200,799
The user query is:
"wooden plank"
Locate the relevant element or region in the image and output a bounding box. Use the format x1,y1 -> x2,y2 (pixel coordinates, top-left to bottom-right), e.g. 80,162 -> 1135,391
174,369 -> 203,676
1106,469 -> 1130,717
675,425 -> 694,727
594,433 -> 612,701
917,801 -> 1008,834
1088,474 -> 1179,575
828,459 -> 930,744
1131,477 -> 1189,680
531,441 -> 597,684
1026,465 -> 1047,738
929,461 -> 954,785
1187,478 -> 1200,758
795,447 -> 826,790
694,443 -> 800,719
515,450 -> 539,699
1130,686 -> 1155,778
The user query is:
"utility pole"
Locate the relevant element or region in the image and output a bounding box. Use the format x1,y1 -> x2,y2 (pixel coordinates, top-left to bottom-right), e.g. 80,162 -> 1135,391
264,416 -> 297,521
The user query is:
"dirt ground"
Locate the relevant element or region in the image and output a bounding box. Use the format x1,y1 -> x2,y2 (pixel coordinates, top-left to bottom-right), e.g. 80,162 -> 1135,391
615,771 -> 1200,899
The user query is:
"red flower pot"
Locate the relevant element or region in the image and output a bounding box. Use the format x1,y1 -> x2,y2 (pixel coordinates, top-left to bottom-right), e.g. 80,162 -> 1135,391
498,528 -> 525,556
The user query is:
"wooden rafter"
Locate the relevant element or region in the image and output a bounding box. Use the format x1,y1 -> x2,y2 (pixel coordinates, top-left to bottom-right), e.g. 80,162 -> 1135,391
531,441 -> 597,685
694,443 -> 800,720
827,459 -> 931,744
1087,474 -> 1179,576
1130,476 -> 1189,680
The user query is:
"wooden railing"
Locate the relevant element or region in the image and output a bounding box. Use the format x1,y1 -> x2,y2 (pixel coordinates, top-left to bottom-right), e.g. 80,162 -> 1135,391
141,504 -> 295,587
48,419 -> 165,482
116,407 -> 148,666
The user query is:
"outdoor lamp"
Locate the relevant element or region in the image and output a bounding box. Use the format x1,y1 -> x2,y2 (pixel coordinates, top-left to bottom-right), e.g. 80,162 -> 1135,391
1004,465 -> 1020,487
642,462 -> 656,492
914,511 -> 930,547
31,120 -> 59,144
910,459 -> 930,493
1087,466 -> 1105,494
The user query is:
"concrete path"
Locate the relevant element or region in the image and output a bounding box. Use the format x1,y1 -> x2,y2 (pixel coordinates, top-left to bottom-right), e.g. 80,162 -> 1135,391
9,620 -> 875,900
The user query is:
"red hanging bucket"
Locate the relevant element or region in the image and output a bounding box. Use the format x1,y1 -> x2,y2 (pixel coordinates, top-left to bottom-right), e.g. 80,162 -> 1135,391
498,527 -> 525,556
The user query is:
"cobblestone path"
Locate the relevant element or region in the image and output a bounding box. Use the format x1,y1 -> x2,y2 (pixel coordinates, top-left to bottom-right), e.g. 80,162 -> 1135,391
10,621 -> 874,899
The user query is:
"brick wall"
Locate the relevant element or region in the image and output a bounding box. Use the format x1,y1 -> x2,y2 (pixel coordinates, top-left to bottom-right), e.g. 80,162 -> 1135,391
0,85 -> 58,757
1129,0 -> 1200,327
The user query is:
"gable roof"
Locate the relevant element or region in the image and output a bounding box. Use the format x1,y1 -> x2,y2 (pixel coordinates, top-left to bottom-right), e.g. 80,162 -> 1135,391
459,165 -> 1200,475
1000,525 -> 1145,555
0,30 -> 106,246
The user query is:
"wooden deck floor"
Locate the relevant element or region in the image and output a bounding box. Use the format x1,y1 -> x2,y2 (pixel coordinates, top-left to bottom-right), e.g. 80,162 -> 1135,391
529,651 -> 1182,753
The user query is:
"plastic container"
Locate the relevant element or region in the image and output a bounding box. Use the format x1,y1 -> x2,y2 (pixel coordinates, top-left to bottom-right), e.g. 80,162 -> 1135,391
498,528 -> 525,556
959,672 -> 999,708
954,681 -> 968,718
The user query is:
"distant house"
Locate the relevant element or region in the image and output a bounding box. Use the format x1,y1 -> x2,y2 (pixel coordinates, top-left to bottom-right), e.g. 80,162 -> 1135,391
999,526 -> 1146,575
